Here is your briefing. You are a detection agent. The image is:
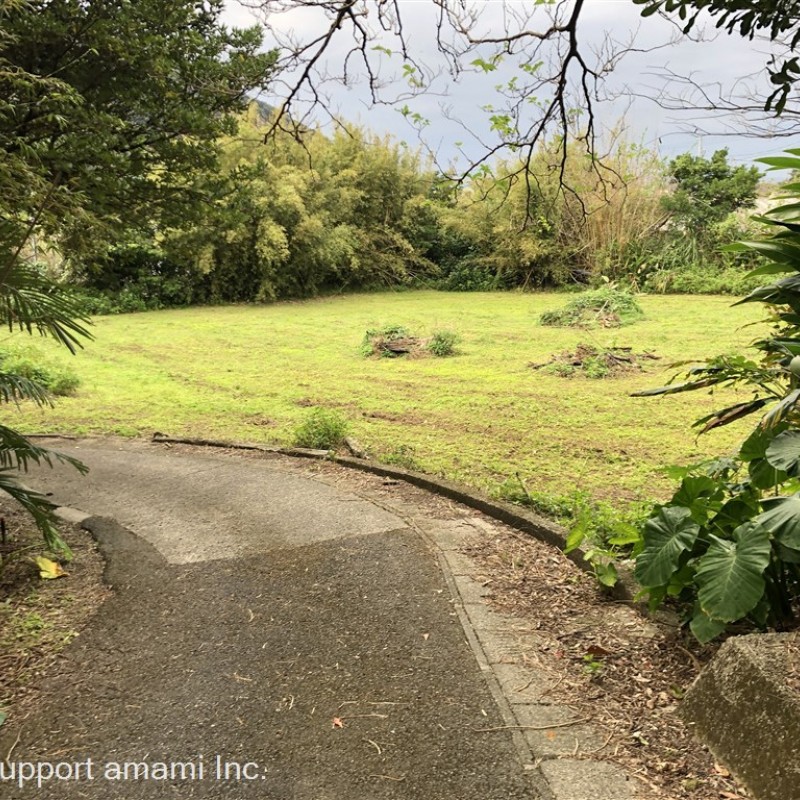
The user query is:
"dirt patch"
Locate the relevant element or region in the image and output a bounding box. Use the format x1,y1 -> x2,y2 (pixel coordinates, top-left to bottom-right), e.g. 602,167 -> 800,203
0,502 -> 109,726
530,343 -> 660,378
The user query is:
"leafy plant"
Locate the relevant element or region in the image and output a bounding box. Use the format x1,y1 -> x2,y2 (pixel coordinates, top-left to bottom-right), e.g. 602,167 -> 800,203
292,408 -> 349,450
0,265 -> 90,556
0,346 -> 80,396
427,329 -> 459,357
539,286 -> 644,328
632,149 -> 800,641
496,473 -> 647,587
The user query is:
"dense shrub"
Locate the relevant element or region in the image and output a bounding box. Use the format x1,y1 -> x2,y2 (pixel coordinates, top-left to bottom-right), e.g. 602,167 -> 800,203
641,265 -> 765,295
427,330 -> 459,357
292,408 -> 349,450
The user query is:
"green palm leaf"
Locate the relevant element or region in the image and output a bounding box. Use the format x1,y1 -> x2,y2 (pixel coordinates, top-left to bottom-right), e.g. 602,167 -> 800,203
0,264 -> 92,353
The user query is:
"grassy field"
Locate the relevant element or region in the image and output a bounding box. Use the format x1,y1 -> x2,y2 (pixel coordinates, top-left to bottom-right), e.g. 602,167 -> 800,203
9,291 -> 765,507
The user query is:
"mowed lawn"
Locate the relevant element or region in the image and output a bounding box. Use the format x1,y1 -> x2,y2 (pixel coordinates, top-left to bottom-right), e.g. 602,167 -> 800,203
11,291 -> 766,504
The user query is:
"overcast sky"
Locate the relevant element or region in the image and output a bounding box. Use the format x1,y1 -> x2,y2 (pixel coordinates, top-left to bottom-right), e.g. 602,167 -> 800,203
223,1 -> 794,171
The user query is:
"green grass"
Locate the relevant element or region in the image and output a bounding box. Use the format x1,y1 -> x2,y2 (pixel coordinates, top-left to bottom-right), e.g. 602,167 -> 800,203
6,291 -> 766,505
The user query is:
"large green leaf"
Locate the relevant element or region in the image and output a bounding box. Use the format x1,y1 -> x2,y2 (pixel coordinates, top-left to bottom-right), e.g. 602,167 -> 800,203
740,423 -> 788,461
735,275 -> 800,313
634,506 -> 700,588
755,492 -> 800,549
766,430 -> 800,476
671,476 -> 722,525
733,239 -> 800,265
689,609 -> 727,644
695,524 -> 771,623
749,458 -> 788,490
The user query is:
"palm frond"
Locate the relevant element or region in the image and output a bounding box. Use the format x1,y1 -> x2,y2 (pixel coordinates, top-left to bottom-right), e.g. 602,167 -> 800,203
0,370 -> 52,407
0,423 -> 88,474
0,469 -> 70,556
0,264 -> 92,353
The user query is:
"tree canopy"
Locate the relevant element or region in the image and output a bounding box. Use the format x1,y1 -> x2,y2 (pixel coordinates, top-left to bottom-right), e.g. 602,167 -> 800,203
1,0 -> 276,272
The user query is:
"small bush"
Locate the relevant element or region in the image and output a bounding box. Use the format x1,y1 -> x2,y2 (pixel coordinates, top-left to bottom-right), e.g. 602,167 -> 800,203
292,408 -> 349,450
0,347 -> 80,396
427,330 -> 459,357
539,286 -> 643,328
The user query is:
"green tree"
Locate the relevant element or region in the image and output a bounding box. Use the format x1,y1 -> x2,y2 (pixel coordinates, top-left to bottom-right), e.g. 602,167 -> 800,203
0,0 -> 275,551
1,0 -> 276,273
662,149 -> 761,231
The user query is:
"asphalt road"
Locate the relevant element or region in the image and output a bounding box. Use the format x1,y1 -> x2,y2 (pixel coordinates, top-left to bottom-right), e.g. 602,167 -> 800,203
1,440 -> 536,800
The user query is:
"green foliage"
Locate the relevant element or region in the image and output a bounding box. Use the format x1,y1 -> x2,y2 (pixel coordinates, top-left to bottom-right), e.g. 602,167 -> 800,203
641,264 -> 765,295
539,286 -> 644,328
496,474 -> 649,587
633,149 -> 800,641
1,0 -> 275,274
0,346 -> 80,396
166,118 -> 439,304
75,237 -> 205,313
427,330 -> 459,357
662,149 -> 760,232
292,408 -> 349,450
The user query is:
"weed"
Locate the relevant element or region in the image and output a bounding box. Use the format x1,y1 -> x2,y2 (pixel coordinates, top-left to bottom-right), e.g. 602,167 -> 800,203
7,611 -> 48,644
292,408 -> 349,450
427,330 -> 459,357
582,653 -> 605,676
381,444 -> 419,470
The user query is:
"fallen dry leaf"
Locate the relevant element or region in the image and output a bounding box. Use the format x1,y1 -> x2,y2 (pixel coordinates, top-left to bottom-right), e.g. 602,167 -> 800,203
33,556 -> 67,580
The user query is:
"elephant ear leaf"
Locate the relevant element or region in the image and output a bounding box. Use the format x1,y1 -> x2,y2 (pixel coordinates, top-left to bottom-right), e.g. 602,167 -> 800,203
755,492 -> 800,549
634,506 -> 700,588
765,430 -> 800,476
695,523 -> 771,623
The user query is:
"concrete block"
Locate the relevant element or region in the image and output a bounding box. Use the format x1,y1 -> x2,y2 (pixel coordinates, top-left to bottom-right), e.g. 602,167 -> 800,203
512,703 -> 606,759
681,633 -> 800,800
539,759 -> 633,799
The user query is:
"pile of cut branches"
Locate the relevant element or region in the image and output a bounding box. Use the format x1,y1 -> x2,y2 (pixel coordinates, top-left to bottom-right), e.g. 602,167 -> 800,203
539,287 -> 644,328
530,343 -> 659,378
361,326 -> 458,358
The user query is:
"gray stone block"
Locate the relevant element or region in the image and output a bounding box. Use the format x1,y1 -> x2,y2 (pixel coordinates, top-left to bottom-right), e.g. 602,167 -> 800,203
681,633 -> 800,800
539,758 -> 633,800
